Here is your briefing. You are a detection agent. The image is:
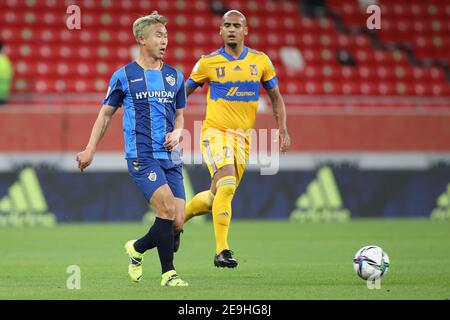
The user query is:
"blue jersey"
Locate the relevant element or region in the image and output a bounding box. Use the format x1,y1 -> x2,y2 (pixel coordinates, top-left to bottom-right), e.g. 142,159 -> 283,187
103,61 -> 186,161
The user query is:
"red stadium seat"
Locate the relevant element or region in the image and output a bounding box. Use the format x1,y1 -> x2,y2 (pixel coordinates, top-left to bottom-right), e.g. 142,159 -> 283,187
0,0 -> 447,101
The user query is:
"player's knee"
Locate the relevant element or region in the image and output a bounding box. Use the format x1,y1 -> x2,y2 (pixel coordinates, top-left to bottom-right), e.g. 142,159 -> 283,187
215,176 -> 237,197
217,183 -> 236,197
173,212 -> 185,233
173,220 -> 184,233
157,199 -> 176,220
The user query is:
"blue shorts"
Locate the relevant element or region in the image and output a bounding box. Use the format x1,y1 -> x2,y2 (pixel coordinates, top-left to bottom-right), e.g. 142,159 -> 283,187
127,158 -> 185,202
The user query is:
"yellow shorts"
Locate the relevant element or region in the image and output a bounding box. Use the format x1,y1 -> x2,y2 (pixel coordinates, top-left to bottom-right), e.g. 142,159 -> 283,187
201,126 -> 251,186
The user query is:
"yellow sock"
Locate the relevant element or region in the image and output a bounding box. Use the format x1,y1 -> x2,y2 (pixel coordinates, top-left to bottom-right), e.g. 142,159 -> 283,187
185,190 -> 214,222
212,176 -> 237,254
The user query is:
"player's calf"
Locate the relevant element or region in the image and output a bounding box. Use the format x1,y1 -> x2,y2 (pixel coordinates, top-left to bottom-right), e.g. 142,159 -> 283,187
174,230 -> 183,253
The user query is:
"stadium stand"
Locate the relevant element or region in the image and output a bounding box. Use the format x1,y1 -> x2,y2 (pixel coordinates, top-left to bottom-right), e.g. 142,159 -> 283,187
0,0 -> 448,107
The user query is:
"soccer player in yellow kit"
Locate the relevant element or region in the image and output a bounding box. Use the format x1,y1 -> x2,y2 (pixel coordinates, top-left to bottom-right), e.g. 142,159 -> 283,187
183,10 -> 291,268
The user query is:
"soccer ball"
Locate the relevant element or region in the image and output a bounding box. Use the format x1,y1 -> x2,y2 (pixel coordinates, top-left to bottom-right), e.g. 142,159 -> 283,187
353,245 -> 390,280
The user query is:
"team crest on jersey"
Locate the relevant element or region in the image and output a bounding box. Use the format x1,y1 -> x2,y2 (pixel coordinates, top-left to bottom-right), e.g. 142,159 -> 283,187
148,171 -> 157,182
215,67 -> 225,78
250,64 -> 258,76
165,74 -> 176,86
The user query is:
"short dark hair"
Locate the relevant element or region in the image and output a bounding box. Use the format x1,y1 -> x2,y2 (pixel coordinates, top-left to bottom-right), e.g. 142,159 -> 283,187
222,10 -> 247,26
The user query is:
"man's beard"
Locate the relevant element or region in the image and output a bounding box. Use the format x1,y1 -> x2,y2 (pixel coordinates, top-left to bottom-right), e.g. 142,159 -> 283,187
227,42 -> 237,48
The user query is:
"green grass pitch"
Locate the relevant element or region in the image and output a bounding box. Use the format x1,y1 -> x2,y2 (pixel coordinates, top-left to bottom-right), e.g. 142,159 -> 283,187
0,219 -> 449,300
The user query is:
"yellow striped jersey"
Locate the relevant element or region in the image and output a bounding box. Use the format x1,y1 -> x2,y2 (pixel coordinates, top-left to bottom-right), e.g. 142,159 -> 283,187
186,46 -> 278,132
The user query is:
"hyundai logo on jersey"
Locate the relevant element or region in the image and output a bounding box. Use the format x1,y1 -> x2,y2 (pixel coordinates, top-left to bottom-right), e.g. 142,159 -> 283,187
135,90 -> 175,103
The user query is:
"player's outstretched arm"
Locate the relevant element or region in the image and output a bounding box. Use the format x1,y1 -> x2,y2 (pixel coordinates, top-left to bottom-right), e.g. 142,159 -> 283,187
266,86 -> 291,153
76,105 -> 118,172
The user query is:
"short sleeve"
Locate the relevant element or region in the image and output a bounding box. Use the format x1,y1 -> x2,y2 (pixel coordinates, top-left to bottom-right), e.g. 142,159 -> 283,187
176,70 -> 187,109
186,58 -> 209,89
102,71 -> 125,107
261,54 -> 278,90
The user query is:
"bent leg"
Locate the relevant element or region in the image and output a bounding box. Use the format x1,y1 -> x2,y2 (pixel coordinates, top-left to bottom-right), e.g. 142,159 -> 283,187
173,197 -> 185,234
185,190 -> 214,222
133,184 -> 175,252
173,197 -> 186,253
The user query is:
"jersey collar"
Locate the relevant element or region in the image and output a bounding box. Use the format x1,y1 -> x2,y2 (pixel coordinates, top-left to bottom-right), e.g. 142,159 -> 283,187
218,46 -> 249,61
134,60 -> 164,71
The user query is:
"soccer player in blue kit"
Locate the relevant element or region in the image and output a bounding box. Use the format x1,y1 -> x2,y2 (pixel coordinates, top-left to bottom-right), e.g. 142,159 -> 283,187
76,11 -> 188,287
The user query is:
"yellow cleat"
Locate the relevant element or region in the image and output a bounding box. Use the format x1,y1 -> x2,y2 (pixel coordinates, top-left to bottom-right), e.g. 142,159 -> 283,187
124,240 -> 144,283
161,270 -> 188,287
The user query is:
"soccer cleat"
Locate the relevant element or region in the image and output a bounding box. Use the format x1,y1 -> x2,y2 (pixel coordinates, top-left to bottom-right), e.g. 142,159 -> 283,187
214,249 -> 238,268
161,270 -> 188,287
124,240 -> 144,282
174,230 -> 183,253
